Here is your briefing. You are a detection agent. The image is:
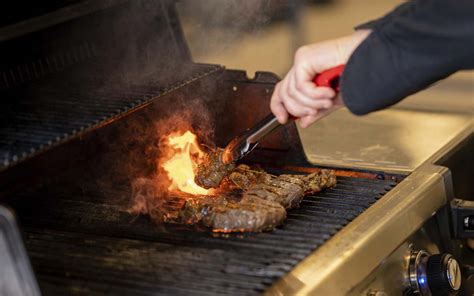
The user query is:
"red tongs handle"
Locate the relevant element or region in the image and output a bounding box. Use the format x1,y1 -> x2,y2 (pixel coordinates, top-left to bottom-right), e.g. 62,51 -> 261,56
313,64 -> 345,92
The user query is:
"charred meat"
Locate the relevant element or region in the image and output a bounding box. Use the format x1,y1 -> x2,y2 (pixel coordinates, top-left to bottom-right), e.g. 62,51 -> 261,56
280,170 -> 337,193
229,165 -> 336,209
131,165 -> 336,233
175,166 -> 336,232
194,148 -> 236,189
246,182 -> 304,209
177,195 -> 286,233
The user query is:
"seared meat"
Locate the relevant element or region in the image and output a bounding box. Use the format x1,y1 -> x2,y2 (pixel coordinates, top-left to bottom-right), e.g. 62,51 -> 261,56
131,165 -> 336,233
280,169 -> 337,193
178,196 -> 225,225
194,148 -> 235,189
177,195 -> 286,233
307,171 -> 336,192
203,195 -> 286,232
246,181 -> 304,209
175,166 -> 336,231
229,165 -> 336,209
228,164 -> 271,189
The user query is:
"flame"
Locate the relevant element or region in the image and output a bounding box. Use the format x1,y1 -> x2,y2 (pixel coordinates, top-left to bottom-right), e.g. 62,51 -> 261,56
161,130 -> 209,195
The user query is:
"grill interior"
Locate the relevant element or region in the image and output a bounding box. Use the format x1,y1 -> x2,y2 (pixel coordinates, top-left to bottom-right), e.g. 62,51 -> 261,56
4,167 -> 400,295
0,64 -> 221,169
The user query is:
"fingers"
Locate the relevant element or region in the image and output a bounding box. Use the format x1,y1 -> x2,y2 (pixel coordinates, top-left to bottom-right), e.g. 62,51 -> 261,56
270,82 -> 289,124
269,35 -> 366,128
293,67 -> 336,100
298,115 -> 319,129
278,70 -> 316,118
277,68 -> 335,118
270,41 -> 347,127
289,71 -> 335,109
283,95 -> 316,117
298,106 -> 342,128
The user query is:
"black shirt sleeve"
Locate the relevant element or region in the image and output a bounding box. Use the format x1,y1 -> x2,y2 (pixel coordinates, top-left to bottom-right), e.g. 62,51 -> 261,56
340,0 -> 474,115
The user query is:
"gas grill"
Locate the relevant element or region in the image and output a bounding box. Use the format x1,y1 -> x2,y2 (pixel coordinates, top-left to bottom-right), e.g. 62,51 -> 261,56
4,169 -> 399,295
1,1 -> 473,295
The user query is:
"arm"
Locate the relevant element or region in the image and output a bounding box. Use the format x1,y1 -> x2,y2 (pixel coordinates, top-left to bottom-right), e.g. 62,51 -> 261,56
271,0 -> 474,127
343,0 -> 474,115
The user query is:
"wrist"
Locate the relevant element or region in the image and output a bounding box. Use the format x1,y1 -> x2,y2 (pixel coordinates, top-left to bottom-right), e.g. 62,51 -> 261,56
350,29 -> 372,54
333,29 -> 371,65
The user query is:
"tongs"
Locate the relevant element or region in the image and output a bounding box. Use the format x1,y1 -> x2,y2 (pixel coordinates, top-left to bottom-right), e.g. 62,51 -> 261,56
222,65 -> 345,164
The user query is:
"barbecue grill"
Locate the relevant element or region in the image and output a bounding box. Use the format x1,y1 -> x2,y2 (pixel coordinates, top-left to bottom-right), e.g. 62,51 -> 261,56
1,1 -> 473,295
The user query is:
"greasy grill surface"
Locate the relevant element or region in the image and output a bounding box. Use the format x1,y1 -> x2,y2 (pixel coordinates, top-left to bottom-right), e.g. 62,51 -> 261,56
0,64 -> 221,170
6,173 -> 398,295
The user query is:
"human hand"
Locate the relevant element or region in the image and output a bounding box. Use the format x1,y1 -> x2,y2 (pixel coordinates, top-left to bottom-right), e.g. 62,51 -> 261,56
270,29 -> 371,128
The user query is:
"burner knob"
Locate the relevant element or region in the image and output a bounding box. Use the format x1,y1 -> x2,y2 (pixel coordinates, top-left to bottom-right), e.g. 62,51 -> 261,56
426,254 -> 461,295
409,251 -> 462,296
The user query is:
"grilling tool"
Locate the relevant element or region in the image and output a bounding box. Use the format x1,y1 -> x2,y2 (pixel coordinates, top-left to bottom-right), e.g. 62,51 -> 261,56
222,64 -> 345,164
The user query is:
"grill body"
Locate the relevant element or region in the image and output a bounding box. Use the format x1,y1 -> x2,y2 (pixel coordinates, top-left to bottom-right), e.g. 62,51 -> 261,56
1,1 -> 472,295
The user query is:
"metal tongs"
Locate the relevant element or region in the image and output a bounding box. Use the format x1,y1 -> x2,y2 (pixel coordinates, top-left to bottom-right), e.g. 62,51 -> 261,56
221,65 -> 345,164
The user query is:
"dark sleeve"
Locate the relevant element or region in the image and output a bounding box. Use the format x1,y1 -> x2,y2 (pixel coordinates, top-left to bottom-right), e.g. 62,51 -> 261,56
340,0 -> 474,115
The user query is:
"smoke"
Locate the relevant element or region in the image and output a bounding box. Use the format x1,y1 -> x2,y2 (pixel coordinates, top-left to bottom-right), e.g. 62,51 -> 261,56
177,0 -> 282,57
75,0 -> 305,221
127,180 -> 167,221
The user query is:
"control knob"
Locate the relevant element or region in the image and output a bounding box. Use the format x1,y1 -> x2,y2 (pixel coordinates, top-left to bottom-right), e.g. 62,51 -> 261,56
408,250 -> 461,295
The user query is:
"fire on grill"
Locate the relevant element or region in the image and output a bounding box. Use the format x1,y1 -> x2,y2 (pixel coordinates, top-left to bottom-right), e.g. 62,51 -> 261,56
129,129 -> 336,233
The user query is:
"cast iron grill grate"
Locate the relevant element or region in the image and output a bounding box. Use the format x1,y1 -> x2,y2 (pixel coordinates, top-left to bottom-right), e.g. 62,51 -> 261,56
0,64 -> 222,170
6,172 -> 399,295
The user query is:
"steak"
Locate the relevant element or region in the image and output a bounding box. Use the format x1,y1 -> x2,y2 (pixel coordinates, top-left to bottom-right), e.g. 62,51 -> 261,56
131,165 -> 336,233
177,194 -> 286,233
194,148 -> 236,189
246,182 -> 304,209
229,165 -> 337,209
280,170 -> 337,193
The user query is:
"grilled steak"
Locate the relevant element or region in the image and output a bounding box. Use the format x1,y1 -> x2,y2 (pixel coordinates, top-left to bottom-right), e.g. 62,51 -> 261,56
174,166 -> 336,231
246,182 -> 303,209
228,164 -> 271,189
194,148 -> 236,189
177,195 -> 286,233
280,170 -> 337,193
131,165 -> 336,232
229,165 -> 336,209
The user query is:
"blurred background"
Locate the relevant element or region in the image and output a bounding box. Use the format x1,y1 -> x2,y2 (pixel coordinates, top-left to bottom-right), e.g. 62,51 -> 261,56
176,0 -> 473,113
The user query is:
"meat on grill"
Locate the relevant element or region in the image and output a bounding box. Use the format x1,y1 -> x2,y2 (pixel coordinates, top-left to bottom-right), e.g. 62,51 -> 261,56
229,165 -> 337,209
178,195 -> 286,232
132,165 -> 336,232
194,148 -> 235,189
172,165 -> 336,232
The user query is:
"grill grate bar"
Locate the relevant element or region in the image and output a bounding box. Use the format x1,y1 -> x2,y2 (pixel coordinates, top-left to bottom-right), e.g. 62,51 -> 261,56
0,64 -> 223,170
5,172 -> 400,295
